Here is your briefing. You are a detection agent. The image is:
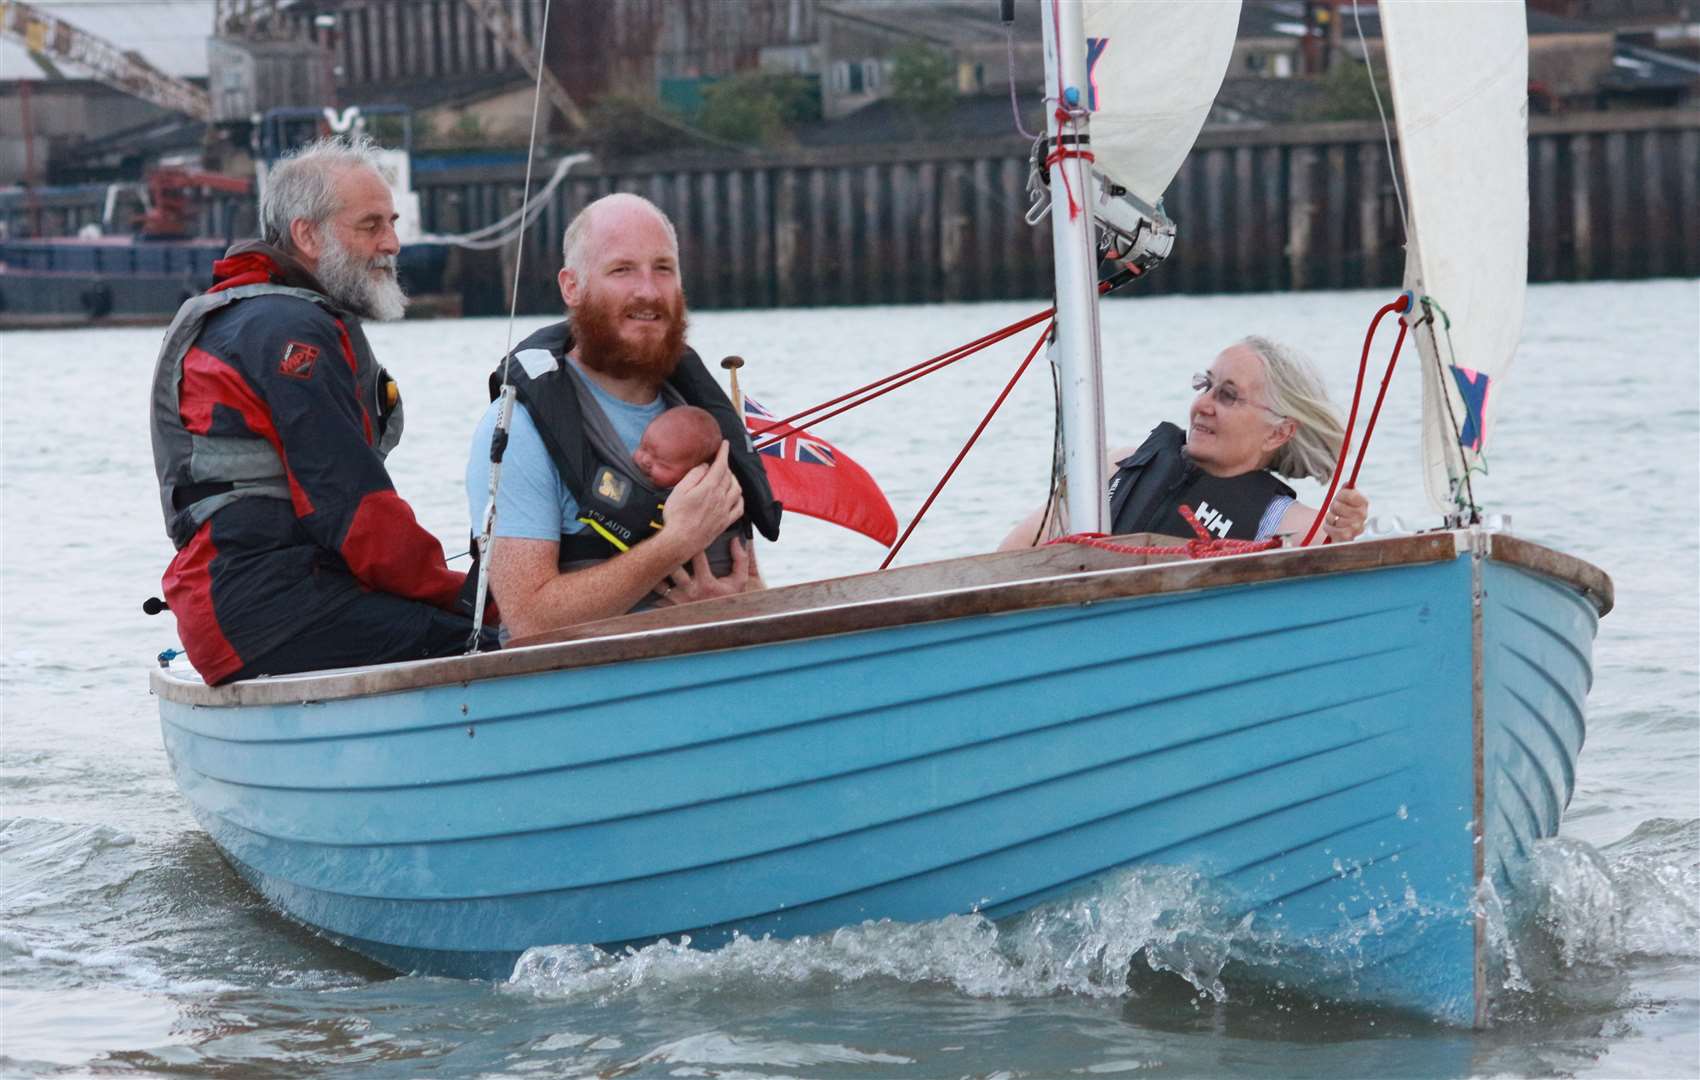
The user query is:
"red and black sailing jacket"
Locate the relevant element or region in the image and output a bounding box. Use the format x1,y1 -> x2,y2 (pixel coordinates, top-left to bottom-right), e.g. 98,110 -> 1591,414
149,242 -> 466,684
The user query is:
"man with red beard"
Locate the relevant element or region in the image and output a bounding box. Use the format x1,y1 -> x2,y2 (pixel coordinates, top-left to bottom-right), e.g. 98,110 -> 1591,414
464,193 -> 781,638
150,136 -> 490,685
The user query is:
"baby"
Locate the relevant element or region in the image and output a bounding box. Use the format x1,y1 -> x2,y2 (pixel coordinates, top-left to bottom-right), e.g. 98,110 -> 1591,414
633,405 -> 723,489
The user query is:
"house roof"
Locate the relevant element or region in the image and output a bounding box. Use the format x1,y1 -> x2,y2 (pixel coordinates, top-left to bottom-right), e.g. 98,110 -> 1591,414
1235,0 -> 1612,43
818,0 -> 1043,47
341,71 -> 536,114
795,92 -> 1040,147
1602,42 -> 1700,91
1210,76 -> 1327,126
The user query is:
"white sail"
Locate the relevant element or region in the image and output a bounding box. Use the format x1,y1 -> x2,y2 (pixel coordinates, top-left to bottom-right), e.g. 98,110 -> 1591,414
1379,0 -> 1530,515
1082,0 -> 1242,205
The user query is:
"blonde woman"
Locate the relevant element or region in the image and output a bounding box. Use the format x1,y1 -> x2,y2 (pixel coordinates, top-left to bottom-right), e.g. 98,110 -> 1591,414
1000,336 -> 1368,548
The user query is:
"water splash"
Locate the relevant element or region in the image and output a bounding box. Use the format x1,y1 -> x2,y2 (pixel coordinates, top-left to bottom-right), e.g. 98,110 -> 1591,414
1513,820 -> 1700,967
1477,818 -> 1700,1021
508,821 -> 1700,1024
510,867 -> 1326,1007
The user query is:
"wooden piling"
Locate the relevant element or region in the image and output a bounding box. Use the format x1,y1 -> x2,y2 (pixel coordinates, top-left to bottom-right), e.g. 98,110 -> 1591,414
836,169 -> 856,305
941,161 -> 966,303
1641,130 -> 1667,280
1680,129 -> 1700,273
1570,134 -> 1594,281
727,170 -> 747,308
1287,146 -> 1315,292
1603,130 -> 1631,278
752,169 -> 773,309
864,164 -> 884,304
1357,142 -> 1383,288
775,169 -> 799,308
807,167 -> 830,305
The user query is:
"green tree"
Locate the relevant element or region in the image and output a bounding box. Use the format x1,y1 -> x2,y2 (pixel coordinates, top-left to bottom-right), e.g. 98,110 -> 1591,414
890,42 -> 954,135
697,74 -> 818,147
1298,59 -> 1392,123
583,94 -> 691,158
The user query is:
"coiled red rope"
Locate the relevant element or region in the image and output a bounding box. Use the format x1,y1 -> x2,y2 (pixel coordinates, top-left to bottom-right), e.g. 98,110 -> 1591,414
1047,505 -> 1281,561
1299,291 -> 1412,548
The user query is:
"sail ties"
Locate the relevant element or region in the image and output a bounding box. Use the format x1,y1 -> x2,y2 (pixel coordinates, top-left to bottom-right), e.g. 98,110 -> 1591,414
1045,127 -> 1094,222
1300,292 -> 1414,548
1043,0 -> 1093,221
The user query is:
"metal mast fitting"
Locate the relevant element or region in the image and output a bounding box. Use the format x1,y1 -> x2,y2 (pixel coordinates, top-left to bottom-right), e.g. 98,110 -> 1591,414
0,0 -> 212,122
460,0 -> 587,132
1040,0 -> 1109,536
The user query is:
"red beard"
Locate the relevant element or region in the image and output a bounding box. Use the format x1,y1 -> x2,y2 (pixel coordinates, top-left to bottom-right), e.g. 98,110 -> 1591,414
571,286 -> 688,384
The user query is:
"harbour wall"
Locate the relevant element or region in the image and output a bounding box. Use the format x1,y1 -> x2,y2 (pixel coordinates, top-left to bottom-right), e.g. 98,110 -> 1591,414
5,109 -> 1694,313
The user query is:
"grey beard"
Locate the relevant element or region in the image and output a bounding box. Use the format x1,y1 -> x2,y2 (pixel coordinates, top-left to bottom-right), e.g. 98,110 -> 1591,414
315,232 -> 408,321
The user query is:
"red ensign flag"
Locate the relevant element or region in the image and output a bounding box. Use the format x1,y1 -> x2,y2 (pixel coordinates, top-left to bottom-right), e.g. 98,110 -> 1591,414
745,398 -> 898,546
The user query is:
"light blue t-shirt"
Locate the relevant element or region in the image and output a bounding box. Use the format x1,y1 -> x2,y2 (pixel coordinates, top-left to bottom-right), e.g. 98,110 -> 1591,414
465,359 -> 667,542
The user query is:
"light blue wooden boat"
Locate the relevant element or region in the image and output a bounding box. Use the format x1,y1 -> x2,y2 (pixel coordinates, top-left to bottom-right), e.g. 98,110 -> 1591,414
152,529 -> 1610,1025
150,0 -> 1601,1029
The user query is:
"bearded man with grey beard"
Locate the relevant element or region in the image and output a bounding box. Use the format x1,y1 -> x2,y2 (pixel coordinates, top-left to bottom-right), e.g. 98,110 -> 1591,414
463,192 -> 782,640
147,135 -> 493,687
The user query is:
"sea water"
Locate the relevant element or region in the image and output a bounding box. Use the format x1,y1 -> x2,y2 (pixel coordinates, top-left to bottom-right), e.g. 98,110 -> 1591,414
1,279 -> 1695,1077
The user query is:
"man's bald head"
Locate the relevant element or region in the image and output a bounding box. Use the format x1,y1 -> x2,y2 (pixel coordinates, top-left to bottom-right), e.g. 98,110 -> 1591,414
560,193 -> 680,281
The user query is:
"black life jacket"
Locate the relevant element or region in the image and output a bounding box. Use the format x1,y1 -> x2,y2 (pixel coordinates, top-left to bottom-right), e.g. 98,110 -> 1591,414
1107,422 -> 1296,541
473,320 -> 781,580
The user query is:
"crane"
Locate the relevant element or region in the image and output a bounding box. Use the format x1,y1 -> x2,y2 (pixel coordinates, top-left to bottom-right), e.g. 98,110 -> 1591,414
0,0 -> 212,122
459,0 -> 587,132
139,166 -> 252,238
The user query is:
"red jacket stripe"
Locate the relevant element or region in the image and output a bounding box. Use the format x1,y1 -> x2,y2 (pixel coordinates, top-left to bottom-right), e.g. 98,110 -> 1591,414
179,345 -> 316,518
341,490 -> 466,610
334,319 -> 374,445
161,525 -> 244,684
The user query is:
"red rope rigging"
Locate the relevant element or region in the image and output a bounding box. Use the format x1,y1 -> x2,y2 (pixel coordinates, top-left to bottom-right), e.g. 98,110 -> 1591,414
880,320 -> 1053,570
745,269 -> 1145,565
751,308 -> 1054,451
1299,291 -> 1412,548
753,270 -> 1141,454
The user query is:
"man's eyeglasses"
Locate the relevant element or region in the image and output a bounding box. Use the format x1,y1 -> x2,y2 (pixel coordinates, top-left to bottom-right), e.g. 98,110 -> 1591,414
1191,372 -> 1286,419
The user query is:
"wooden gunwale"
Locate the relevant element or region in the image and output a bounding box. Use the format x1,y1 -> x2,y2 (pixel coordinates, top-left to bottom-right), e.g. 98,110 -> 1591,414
151,530 -> 1608,709
1486,533 -> 1613,616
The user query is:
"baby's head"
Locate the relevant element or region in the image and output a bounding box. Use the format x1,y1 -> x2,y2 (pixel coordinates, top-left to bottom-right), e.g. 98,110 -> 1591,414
634,405 -> 722,488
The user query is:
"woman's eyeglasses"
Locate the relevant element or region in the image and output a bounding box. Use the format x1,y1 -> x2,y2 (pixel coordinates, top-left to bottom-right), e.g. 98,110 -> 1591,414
1191,372 -> 1286,419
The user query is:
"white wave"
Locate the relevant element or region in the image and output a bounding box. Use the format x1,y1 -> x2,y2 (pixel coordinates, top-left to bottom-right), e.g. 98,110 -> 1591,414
0,817 -> 137,913
506,866 -> 1363,1006
1514,824 -> 1700,966
506,841 -> 1686,1021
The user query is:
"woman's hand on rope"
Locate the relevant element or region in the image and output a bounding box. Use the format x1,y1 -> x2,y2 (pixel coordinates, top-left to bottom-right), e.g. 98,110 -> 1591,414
1323,487 -> 1369,542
